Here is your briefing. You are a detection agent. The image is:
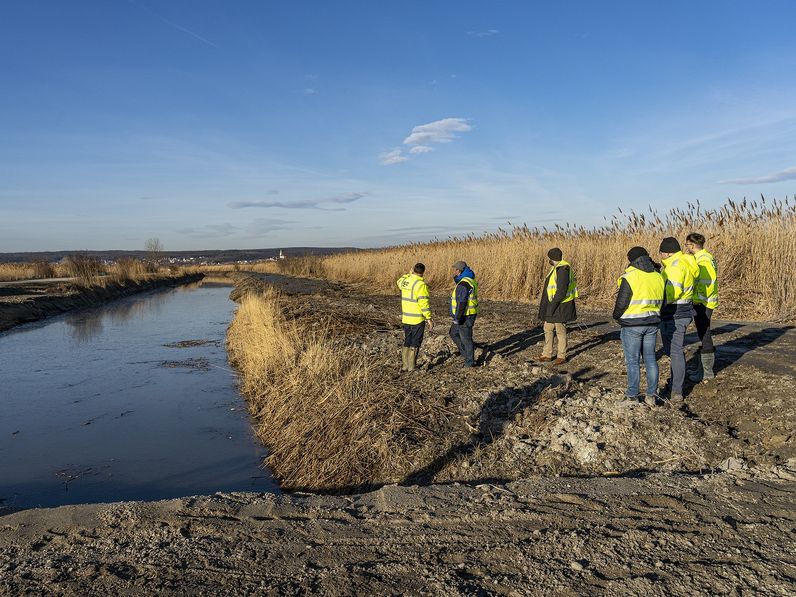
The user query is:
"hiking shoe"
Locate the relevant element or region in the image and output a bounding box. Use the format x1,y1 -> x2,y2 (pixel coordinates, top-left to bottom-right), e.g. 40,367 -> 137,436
667,394 -> 684,408
536,356 -> 553,362
644,394 -> 661,407
553,358 -> 567,366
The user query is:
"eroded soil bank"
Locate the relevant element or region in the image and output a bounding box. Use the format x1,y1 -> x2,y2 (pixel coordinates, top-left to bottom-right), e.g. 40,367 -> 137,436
0,273 -> 204,332
231,274 -> 796,487
1,468 -> 794,595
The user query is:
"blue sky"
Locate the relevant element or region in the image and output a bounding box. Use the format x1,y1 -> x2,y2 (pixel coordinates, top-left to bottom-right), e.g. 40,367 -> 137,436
1,1 -> 795,251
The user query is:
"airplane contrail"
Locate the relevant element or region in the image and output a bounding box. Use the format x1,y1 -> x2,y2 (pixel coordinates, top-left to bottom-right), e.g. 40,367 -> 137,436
128,0 -> 219,48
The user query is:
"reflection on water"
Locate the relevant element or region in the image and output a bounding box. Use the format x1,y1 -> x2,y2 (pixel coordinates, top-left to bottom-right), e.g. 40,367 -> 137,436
0,282 -> 276,509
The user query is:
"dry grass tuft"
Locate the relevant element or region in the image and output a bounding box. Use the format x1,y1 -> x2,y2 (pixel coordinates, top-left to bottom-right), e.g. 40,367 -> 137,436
110,257 -> 150,282
277,198 -> 796,321
226,284 -> 446,491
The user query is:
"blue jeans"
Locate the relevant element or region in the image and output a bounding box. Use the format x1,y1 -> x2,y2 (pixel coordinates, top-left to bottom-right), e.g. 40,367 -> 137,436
660,317 -> 692,396
620,325 -> 659,397
449,315 -> 477,367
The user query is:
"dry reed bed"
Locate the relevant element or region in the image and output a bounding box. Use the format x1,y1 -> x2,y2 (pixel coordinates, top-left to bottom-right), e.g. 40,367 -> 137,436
226,284 -> 450,491
0,257 -> 167,286
278,198 -> 796,321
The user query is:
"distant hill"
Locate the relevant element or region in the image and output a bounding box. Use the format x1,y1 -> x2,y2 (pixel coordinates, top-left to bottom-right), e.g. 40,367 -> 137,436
0,247 -> 358,264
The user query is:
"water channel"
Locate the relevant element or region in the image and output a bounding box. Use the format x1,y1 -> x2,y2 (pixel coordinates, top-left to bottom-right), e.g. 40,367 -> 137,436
0,281 -> 277,509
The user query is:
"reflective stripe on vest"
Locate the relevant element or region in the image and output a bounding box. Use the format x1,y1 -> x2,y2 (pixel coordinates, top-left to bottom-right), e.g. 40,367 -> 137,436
662,251 -> 695,307
397,273 -> 431,325
546,260 -> 578,303
617,267 -> 665,323
693,249 -> 719,309
451,277 -> 479,317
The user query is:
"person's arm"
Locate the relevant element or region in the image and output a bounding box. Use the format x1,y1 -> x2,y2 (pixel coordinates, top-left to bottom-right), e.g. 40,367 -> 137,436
613,278 -> 632,321
538,274 -> 550,320
549,266 -> 569,309
453,282 -> 469,323
417,281 -> 432,322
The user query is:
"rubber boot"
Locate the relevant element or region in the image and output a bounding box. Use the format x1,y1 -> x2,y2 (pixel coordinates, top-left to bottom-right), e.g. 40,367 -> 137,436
701,352 -> 715,380
407,347 -> 418,372
687,355 -> 703,382
401,347 -> 409,372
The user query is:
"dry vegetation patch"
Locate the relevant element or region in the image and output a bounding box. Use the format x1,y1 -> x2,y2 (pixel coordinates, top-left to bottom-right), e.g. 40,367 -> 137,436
226,285 -> 456,491
277,198 -> 796,321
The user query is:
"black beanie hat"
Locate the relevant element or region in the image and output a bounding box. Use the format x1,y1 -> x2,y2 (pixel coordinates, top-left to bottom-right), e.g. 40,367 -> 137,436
547,247 -> 563,261
659,237 -> 680,253
627,246 -> 648,262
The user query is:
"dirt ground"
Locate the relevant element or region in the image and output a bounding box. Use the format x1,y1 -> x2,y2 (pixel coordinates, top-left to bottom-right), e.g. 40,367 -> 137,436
2,272 -> 795,595
256,273 -> 796,485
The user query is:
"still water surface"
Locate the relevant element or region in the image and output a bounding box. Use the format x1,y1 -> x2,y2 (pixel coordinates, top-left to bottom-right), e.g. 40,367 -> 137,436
0,283 -> 277,509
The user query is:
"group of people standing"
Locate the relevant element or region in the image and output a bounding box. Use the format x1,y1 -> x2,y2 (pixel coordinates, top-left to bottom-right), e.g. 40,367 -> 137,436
396,233 -> 718,406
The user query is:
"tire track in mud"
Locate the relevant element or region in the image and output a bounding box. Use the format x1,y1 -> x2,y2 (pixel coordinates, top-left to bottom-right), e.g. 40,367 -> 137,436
2,471 -> 794,595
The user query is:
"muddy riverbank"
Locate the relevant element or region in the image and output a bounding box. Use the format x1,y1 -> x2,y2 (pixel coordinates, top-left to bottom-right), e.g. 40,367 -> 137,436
0,273 -> 204,332
1,465 -> 794,595
229,274 -> 796,490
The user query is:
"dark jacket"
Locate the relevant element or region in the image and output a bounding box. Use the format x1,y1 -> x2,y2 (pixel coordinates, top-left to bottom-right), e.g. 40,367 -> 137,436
538,264 -> 576,323
613,255 -> 661,326
451,267 -> 476,324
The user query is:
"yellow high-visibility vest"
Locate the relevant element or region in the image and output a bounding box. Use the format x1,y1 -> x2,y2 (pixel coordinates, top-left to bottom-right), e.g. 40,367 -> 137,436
546,260 -> 578,303
693,249 -> 719,309
397,273 -> 432,325
450,277 -> 478,317
617,267 -> 665,321
661,251 -> 696,305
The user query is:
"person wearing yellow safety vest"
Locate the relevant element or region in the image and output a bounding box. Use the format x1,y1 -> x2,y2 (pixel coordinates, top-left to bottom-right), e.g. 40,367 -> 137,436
685,232 -> 719,382
396,263 -> 433,372
658,236 -> 699,404
449,260 -> 478,368
537,248 -> 578,365
613,246 -> 666,405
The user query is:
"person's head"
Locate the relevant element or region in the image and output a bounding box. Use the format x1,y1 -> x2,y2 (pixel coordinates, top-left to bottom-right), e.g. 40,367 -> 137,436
627,246 -> 648,263
413,262 -> 426,276
547,247 -> 562,266
452,260 -> 467,277
659,236 -> 681,259
685,232 -> 705,254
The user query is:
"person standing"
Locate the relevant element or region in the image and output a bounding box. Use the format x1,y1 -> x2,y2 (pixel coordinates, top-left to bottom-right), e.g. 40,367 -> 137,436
613,247 -> 665,403
396,263 -> 433,371
685,232 -> 719,381
658,237 -> 698,402
449,261 -> 478,368
537,248 -> 578,365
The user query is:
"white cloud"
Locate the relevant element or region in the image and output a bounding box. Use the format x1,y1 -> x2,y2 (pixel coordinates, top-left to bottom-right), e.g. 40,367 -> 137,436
403,118 -> 472,146
719,166 -> 796,184
303,88 -> 317,95
380,118 -> 472,165
380,148 -> 408,165
467,29 -> 499,38
228,192 -> 367,210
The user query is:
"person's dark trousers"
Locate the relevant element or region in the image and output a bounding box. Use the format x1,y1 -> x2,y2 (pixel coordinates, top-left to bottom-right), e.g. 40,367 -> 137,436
660,317 -> 692,396
403,322 -> 425,348
449,315 -> 477,367
693,304 -> 714,353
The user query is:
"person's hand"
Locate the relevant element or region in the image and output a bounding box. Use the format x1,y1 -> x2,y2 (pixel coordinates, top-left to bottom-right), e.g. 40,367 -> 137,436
427,319 -> 434,330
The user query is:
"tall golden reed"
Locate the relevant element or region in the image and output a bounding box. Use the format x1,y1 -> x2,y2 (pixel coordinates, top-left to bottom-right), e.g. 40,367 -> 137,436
279,198 -> 796,321
226,287 -> 445,491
